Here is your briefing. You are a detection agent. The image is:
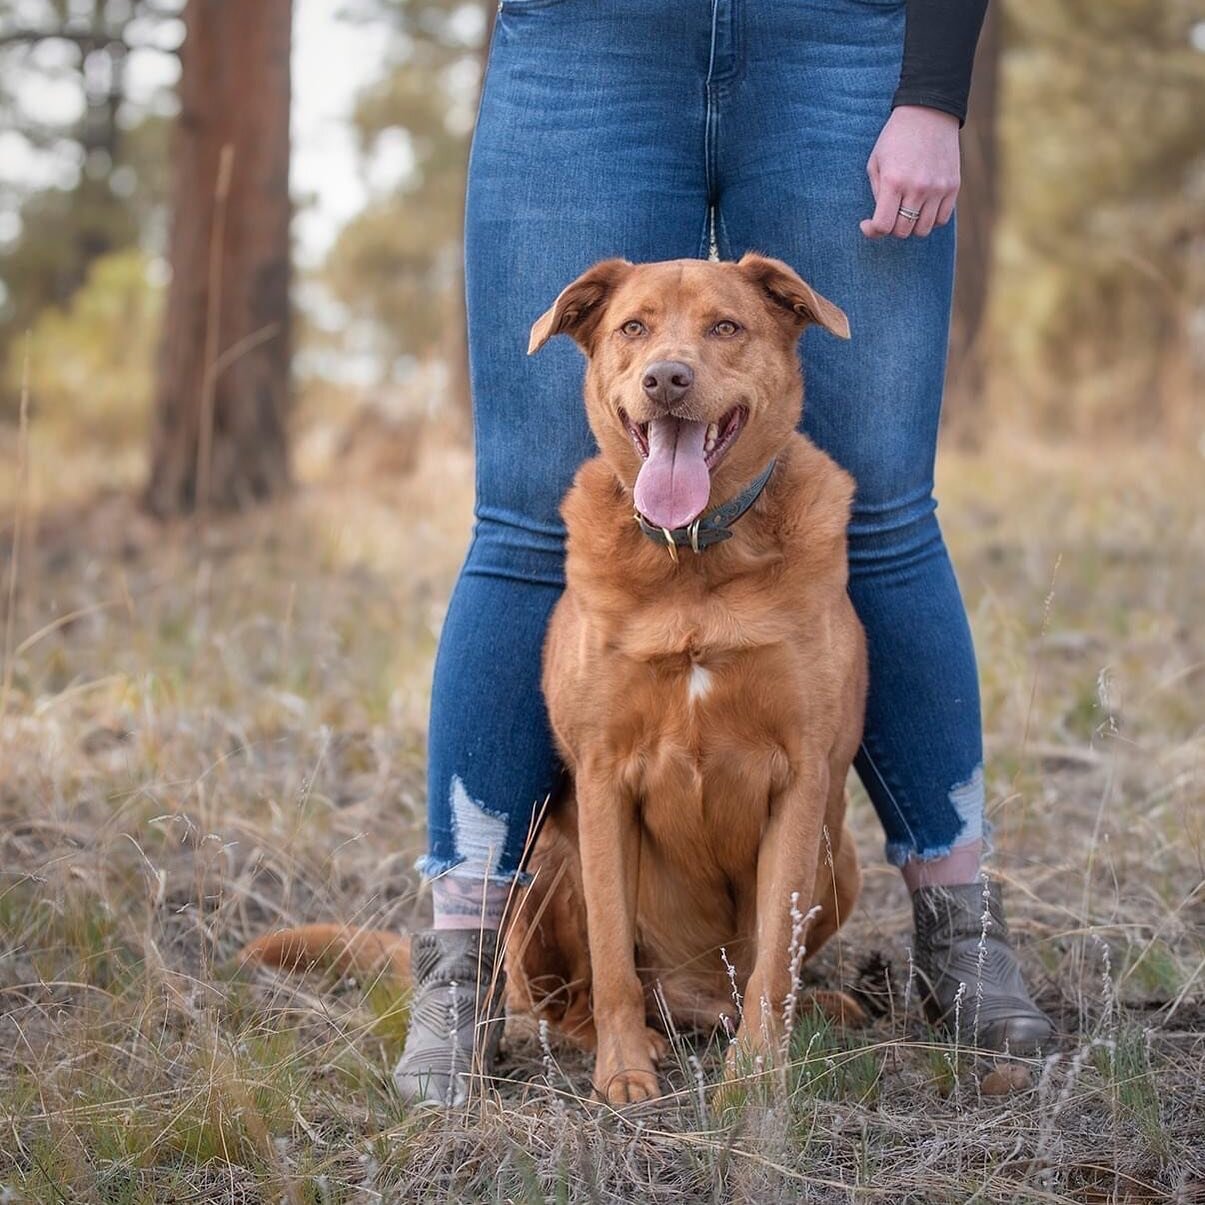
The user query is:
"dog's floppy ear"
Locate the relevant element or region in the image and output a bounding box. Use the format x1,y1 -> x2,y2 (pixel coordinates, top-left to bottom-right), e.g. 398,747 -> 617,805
738,252 -> 851,340
528,258 -> 632,355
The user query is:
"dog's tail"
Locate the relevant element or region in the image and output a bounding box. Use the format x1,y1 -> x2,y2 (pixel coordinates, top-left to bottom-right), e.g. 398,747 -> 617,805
238,925 -> 412,983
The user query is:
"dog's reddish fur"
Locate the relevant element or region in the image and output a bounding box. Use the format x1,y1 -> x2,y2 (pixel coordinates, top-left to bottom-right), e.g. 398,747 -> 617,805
241,254 -> 868,1104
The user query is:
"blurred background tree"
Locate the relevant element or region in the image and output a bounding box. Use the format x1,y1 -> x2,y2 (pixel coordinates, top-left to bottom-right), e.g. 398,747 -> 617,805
945,2 -> 1000,445
0,0 -> 181,410
144,0 -> 293,516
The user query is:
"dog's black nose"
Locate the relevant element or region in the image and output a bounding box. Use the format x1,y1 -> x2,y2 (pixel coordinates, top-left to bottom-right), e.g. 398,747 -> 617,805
642,360 -> 693,407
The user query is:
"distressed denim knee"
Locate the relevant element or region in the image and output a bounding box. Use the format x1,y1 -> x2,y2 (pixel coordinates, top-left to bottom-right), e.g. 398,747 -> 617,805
421,516 -> 569,885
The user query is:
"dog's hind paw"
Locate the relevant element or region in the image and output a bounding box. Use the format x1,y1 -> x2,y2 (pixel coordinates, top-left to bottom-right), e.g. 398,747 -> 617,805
806,989 -> 867,1026
645,1025 -> 669,1064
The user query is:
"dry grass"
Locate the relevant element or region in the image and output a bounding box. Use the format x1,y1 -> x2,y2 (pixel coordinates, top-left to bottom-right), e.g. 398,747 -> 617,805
0,428 -> 1202,1203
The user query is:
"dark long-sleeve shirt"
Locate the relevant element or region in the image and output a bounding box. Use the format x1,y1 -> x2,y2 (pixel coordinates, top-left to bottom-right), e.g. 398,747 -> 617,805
892,0 -> 989,125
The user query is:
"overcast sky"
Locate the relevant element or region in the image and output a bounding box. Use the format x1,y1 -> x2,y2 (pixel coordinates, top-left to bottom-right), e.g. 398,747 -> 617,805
292,1 -> 391,267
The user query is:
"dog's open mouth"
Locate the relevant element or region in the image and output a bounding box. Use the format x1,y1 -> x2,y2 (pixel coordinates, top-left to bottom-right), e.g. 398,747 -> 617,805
620,405 -> 747,530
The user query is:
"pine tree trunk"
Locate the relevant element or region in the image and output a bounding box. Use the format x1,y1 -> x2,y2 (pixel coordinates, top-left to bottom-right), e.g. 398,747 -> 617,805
145,0 -> 293,516
945,3 -> 1001,447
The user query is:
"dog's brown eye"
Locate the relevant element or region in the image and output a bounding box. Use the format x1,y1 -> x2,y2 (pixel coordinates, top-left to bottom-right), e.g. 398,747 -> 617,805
620,320 -> 647,338
711,320 -> 740,337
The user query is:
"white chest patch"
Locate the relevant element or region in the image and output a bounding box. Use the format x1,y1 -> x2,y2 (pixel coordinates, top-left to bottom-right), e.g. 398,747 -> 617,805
687,661 -> 713,704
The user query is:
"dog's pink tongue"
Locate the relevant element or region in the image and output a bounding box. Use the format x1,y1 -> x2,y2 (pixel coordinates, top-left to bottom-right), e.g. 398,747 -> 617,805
634,417 -> 711,530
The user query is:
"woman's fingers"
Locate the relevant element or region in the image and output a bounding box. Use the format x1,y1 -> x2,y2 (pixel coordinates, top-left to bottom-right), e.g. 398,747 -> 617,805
860,174 -> 903,239
891,188 -> 958,239
912,189 -> 959,238
911,194 -> 942,238
867,152 -> 881,194
864,180 -> 957,241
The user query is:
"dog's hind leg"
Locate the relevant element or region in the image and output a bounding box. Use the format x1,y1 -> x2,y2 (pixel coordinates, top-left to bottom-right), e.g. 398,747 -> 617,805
801,988 -> 867,1027
503,815 -> 597,1050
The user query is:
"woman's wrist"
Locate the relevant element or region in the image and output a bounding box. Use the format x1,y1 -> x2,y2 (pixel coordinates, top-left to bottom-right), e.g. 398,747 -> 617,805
891,103 -> 960,129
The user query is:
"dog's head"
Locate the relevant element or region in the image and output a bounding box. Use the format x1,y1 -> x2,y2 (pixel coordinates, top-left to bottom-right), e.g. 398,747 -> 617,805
529,254 -> 849,530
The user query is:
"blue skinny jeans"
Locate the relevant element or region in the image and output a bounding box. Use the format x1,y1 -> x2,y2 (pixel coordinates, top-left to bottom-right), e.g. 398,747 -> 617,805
420,0 -> 985,885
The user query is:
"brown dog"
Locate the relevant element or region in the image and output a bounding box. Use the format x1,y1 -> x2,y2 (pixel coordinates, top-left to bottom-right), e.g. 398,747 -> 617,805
242,254 -> 868,1104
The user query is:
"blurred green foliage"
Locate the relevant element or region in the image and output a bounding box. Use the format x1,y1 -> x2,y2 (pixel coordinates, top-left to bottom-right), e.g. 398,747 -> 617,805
0,0 -> 180,416
6,247 -> 161,446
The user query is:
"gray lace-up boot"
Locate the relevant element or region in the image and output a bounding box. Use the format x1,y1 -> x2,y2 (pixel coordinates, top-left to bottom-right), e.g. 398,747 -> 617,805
392,929 -> 506,1107
912,880 -> 1055,1055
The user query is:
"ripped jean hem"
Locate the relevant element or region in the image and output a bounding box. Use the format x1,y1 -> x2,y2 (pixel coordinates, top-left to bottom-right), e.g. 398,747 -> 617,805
415,853 -> 534,887
884,818 -> 994,869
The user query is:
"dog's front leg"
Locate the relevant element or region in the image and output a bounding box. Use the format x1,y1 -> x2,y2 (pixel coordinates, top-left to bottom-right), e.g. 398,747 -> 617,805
575,762 -> 663,1104
732,760 -> 830,1073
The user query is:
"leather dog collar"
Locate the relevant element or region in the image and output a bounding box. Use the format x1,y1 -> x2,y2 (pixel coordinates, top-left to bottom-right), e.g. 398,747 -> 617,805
635,458 -> 776,557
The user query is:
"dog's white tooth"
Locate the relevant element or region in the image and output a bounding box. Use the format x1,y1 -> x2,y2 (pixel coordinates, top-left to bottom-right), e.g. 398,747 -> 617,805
705,438 -> 716,453
706,423 -> 718,442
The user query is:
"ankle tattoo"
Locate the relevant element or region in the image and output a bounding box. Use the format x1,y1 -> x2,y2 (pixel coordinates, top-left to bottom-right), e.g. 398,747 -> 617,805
432,874 -> 510,931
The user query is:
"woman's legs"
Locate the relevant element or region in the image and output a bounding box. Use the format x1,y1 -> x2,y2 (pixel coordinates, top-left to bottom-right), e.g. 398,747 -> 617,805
423,2 -> 715,924
717,0 -> 985,883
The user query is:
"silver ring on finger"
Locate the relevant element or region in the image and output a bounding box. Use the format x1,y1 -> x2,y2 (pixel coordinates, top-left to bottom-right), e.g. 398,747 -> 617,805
897,205 -> 921,222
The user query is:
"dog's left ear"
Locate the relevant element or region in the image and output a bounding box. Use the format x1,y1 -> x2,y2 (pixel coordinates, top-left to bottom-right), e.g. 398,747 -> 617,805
528,259 -> 632,355
738,252 -> 851,340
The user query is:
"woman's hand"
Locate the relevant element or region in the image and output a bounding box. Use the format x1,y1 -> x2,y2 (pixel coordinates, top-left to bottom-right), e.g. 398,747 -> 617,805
860,105 -> 961,240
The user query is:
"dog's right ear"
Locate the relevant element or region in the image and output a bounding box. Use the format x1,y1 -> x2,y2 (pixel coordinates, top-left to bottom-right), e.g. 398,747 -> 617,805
738,252 -> 851,341
528,259 -> 632,355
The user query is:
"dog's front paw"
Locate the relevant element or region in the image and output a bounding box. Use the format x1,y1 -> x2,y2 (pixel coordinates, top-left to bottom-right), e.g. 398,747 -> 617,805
595,1064 -> 659,1104
592,1026 -> 665,1104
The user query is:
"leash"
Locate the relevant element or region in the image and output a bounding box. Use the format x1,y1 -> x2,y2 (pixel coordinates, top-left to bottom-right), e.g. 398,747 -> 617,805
634,458 -> 776,561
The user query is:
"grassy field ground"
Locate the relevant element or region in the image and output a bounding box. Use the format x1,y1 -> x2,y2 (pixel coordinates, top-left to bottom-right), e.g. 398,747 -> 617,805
0,430 -> 1202,1203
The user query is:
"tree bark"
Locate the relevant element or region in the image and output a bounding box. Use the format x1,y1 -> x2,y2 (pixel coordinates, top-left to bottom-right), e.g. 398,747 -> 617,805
145,0 -> 293,516
944,2 -> 1001,447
